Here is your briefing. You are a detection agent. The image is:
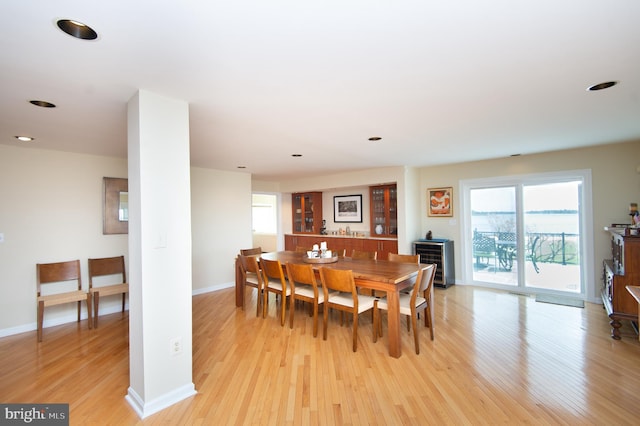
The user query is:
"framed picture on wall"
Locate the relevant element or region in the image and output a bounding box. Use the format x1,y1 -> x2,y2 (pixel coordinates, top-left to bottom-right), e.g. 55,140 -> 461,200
428,187 -> 453,217
334,195 -> 363,223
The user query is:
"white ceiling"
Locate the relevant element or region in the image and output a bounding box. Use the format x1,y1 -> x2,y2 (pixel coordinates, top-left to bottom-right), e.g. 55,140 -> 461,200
2,1 -> 639,181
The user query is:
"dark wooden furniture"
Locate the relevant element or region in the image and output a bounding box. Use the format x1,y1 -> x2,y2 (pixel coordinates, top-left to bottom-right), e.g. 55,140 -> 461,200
292,192 -> 323,234
414,239 -> 455,288
370,184 -> 397,238
284,234 -> 398,260
237,251 -> 421,358
602,229 -> 640,339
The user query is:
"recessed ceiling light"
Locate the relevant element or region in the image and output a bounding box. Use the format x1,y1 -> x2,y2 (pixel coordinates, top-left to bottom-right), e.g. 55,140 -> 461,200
291,154 -> 302,157
587,81 -> 618,91
368,137 -> 382,141
56,19 -> 98,40
15,136 -> 34,142
29,100 -> 56,108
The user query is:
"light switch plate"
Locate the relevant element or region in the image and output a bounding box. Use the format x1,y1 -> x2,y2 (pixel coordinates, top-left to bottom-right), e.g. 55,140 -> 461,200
0,233 -> 4,243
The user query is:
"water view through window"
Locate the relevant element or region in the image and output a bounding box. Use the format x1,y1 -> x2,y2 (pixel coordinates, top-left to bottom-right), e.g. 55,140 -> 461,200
470,181 -> 582,294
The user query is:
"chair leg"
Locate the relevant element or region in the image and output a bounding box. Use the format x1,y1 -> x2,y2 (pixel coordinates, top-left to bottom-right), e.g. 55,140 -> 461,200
280,293 -> 286,326
37,300 -> 44,342
86,296 -> 92,330
352,311 -> 358,352
312,301 -> 319,337
93,292 -> 100,328
426,305 -> 434,340
289,295 -> 295,329
77,300 -> 81,323
323,304 -> 328,340
412,313 -> 420,354
121,293 -> 126,312
372,306 -> 378,343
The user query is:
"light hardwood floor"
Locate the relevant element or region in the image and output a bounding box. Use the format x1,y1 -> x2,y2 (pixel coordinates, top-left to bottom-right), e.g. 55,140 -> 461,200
1,285 -> 640,425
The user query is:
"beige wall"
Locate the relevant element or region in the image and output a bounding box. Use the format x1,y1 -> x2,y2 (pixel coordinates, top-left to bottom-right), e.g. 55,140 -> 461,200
418,140 -> 640,302
0,145 -> 251,336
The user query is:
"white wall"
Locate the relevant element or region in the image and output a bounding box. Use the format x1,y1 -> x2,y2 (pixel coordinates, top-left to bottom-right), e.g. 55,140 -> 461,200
190,167 -> 252,294
0,145 -> 128,335
0,145 -> 252,336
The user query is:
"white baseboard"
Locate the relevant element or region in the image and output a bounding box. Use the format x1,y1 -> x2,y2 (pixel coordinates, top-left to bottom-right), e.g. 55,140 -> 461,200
191,281 -> 234,295
0,282 -> 233,338
126,383 -> 196,419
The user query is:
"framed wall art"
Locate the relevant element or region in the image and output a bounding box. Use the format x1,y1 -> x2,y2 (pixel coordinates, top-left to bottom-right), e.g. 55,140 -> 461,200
103,177 -> 129,234
428,187 -> 453,217
334,195 -> 363,223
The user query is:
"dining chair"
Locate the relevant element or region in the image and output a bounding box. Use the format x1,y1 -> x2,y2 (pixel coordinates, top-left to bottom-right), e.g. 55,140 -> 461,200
319,267 -> 378,352
36,259 -> 91,342
351,250 -> 377,260
260,258 -> 291,326
388,253 -> 421,295
88,256 -> 129,328
240,247 -> 262,256
238,254 -> 264,317
387,253 -> 420,264
285,262 -> 330,337
295,246 -> 310,253
374,263 -> 436,354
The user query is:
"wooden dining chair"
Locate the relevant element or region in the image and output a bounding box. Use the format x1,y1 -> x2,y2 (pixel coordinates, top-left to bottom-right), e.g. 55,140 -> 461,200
260,258 -> 292,326
374,263 -> 436,354
387,253 -> 420,264
36,259 -> 91,342
240,247 -> 262,256
238,254 -> 264,317
285,262 -> 331,337
88,256 -> 128,328
350,250 -> 377,260
319,267 -> 378,352
388,253 -> 420,295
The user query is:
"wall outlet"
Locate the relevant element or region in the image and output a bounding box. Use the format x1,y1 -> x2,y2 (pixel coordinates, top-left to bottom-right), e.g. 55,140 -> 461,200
0,233 -> 4,243
170,337 -> 183,356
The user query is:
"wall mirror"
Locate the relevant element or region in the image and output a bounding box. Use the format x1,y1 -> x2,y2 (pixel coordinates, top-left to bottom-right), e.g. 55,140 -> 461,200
103,177 -> 128,234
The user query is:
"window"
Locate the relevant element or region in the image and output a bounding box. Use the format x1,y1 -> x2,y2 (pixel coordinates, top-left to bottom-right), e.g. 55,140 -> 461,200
461,170 -> 594,298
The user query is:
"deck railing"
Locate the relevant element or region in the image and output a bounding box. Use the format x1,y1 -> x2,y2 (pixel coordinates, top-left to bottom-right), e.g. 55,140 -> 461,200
472,230 -> 580,272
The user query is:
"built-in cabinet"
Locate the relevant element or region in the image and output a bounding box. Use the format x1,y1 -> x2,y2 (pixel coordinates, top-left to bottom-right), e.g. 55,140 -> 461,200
284,235 -> 397,260
414,239 -> 455,288
602,229 -> 640,339
292,192 -> 323,234
370,184 -> 397,238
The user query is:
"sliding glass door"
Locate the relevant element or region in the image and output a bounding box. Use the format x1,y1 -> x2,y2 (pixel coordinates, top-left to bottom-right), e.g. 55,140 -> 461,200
464,172 -> 589,297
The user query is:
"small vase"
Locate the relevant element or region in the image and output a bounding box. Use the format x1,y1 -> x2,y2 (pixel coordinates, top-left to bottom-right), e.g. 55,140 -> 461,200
375,224 -> 383,235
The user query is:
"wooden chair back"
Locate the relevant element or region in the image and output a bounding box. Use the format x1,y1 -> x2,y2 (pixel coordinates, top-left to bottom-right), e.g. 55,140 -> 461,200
387,253 -> 420,264
240,247 -> 262,256
259,258 -> 290,325
238,254 -> 263,317
88,256 -> 126,286
351,250 -> 377,260
286,262 -> 323,335
37,260 -> 82,294
319,267 -> 356,296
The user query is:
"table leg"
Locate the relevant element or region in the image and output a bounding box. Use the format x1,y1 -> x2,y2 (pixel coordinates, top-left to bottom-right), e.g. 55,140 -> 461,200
385,289 -> 402,358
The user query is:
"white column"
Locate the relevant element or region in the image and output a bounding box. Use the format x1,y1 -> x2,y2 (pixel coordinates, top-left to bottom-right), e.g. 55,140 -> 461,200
125,90 -> 196,418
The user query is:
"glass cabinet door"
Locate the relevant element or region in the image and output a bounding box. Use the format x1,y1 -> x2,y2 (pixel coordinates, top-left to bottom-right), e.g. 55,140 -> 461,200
370,184 -> 397,238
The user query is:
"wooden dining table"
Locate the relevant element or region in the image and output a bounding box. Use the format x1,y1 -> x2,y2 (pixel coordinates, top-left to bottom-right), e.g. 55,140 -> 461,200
235,250 -> 423,358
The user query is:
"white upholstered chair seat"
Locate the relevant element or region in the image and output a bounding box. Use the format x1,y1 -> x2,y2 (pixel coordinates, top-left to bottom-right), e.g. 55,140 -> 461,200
376,293 -> 426,316
328,292 -> 376,313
